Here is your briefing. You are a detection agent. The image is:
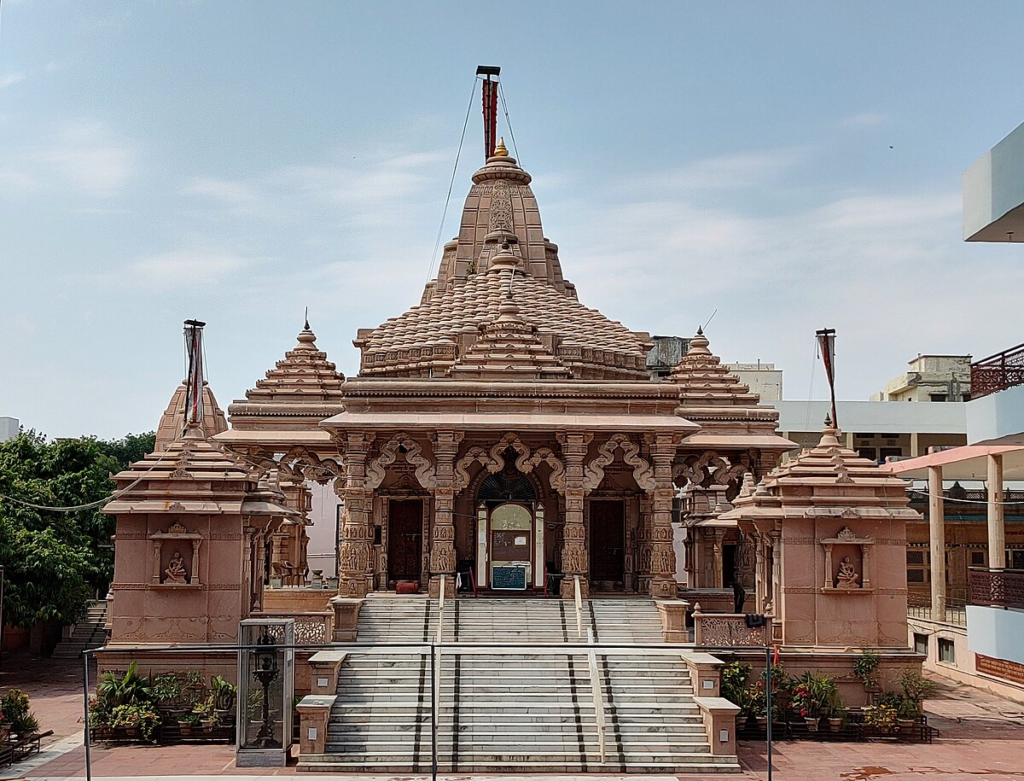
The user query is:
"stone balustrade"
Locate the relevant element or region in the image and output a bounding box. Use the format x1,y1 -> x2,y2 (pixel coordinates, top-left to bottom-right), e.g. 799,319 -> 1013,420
692,603 -> 769,648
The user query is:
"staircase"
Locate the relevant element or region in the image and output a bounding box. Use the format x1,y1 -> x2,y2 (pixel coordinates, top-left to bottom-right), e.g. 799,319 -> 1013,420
52,600 -> 107,659
299,597 -> 739,774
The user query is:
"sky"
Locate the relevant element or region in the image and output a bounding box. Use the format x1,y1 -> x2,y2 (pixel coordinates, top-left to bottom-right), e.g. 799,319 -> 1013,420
2,1 -> 1024,439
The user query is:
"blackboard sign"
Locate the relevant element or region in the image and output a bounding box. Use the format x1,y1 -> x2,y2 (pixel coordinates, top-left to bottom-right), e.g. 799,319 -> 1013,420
491,565 -> 528,590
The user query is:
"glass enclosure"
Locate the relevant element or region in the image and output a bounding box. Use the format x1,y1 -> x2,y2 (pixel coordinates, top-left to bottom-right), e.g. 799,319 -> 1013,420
237,618 -> 295,762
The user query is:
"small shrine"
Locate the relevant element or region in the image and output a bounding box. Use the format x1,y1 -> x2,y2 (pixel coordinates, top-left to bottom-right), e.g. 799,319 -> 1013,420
718,425 -> 923,700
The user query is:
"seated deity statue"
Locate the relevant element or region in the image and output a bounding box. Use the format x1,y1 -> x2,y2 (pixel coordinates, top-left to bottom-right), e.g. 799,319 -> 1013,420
835,556 -> 860,589
164,550 -> 188,584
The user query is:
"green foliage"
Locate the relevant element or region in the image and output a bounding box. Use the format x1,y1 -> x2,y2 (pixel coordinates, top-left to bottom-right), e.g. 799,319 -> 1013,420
110,703 -> 161,741
149,674 -> 182,705
98,662 -> 153,708
854,650 -> 881,688
0,430 -> 154,627
2,690 -> 39,734
720,662 -> 752,712
177,712 -> 201,727
210,675 -> 237,711
897,667 -> 937,712
791,671 -> 838,720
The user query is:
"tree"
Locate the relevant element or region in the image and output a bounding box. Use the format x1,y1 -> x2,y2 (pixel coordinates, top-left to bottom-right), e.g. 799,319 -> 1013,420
0,430 -> 155,628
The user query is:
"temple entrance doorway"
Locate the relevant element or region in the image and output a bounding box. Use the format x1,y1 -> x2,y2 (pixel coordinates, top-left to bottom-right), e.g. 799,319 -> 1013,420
474,467 -> 545,591
589,499 -> 626,590
387,499 -> 422,585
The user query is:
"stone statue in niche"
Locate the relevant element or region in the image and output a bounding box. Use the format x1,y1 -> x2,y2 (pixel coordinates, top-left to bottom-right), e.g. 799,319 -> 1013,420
835,556 -> 860,590
164,550 -> 188,584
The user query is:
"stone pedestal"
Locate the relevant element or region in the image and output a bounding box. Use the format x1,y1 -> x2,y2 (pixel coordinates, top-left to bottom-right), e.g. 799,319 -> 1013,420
329,596 -> 363,642
657,599 -> 691,643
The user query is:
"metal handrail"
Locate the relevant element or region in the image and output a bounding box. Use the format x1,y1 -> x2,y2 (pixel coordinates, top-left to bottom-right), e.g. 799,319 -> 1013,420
573,574 -> 583,638
434,575 -> 446,731
586,626 -> 608,764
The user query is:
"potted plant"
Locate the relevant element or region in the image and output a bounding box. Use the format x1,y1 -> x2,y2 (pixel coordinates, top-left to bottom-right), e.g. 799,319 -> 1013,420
150,674 -> 183,710
88,697 -> 112,740
854,650 -> 881,699
897,667 -> 937,719
111,704 -> 141,738
721,662 -> 752,728
862,701 -> 898,734
826,694 -> 846,732
896,696 -> 918,731
746,679 -> 768,730
210,675 -> 237,726
177,712 -> 201,737
0,710 -> 9,743
2,690 -> 39,738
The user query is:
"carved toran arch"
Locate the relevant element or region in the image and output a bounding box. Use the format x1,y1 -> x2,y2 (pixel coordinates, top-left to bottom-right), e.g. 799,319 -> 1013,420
278,446 -> 341,485
366,433 -> 436,491
583,433 -> 654,493
454,433 -> 566,496
673,450 -> 748,492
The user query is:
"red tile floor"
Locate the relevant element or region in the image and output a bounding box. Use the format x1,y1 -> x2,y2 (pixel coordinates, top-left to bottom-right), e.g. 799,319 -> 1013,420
4,651 -> 1023,780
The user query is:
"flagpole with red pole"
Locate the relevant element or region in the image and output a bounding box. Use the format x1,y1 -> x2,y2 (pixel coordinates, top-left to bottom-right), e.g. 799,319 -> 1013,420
816,328 -> 838,430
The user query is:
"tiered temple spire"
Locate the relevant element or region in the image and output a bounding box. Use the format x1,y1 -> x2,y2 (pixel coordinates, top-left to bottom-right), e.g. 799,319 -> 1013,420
667,328 -> 762,407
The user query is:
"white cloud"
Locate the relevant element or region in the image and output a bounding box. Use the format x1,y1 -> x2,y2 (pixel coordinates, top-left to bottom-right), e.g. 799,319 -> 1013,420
35,122 -> 136,197
842,112 -> 888,128
622,147 -> 813,192
126,250 -> 258,287
0,73 -> 25,89
183,177 -> 260,205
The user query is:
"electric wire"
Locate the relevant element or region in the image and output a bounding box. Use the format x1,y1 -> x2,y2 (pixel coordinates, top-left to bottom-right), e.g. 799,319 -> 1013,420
0,449 -> 176,512
425,75 -> 479,284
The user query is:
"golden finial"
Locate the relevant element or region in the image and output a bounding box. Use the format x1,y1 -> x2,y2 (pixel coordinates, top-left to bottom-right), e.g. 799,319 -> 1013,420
493,137 -> 509,157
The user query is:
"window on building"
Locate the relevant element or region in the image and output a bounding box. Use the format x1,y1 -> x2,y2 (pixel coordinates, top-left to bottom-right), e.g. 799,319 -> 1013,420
857,448 -> 878,462
970,550 -> 986,567
879,447 -> 903,462
938,638 -> 955,664
930,393 -> 948,402
914,633 -> 929,655
962,393 -> 972,402
855,433 -> 875,439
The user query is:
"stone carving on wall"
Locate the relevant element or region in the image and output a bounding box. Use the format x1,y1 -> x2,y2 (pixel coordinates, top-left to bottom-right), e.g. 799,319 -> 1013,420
277,446 -> 340,485
583,434 -> 654,492
489,180 -> 514,234
453,433 -> 566,496
149,523 -> 203,587
366,433 -> 436,491
821,526 -> 874,592
674,450 -> 748,491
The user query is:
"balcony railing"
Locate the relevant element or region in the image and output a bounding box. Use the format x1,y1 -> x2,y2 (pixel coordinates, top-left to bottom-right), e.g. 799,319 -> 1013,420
969,567 -> 1024,610
907,592 -> 967,626
907,487 -> 1024,504
971,342 -> 1024,399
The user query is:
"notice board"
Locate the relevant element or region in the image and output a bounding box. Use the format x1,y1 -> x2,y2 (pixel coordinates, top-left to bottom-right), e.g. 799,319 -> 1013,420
491,565 -> 528,590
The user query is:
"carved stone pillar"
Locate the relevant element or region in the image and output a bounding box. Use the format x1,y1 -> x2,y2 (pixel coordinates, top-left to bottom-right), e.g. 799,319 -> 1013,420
754,534 -> 766,610
637,494 -> 653,594
648,433 -> 681,599
769,530 -> 781,614
337,431 -> 374,598
558,432 -> 592,599
429,431 -> 463,599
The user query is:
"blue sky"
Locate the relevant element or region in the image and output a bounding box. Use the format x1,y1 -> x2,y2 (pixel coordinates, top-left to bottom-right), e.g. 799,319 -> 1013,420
2,1 -> 1024,438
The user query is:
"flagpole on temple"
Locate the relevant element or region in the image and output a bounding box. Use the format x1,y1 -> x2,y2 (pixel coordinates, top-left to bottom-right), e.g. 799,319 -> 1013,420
182,319 -> 207,436
477,65 -> 500,160
816,327 -> 838,430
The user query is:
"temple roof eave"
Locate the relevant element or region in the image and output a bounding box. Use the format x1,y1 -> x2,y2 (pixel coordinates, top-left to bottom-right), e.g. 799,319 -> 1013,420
320,411 -> 699,434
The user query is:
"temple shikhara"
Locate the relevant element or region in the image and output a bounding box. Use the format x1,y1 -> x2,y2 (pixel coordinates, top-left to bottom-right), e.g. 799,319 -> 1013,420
100,70 -> 924,772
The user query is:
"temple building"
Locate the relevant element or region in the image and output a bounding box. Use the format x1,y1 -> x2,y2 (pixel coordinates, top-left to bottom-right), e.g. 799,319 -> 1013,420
211,139 -> 793,603
98,73 -> 929,772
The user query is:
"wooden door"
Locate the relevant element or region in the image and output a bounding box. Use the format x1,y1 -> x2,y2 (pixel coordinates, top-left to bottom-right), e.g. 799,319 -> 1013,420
589,500 -> 625,583
388,500 -> 422,583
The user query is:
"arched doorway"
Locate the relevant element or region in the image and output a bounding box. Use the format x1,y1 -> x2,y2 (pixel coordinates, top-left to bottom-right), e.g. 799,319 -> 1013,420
474,469 -> 545,591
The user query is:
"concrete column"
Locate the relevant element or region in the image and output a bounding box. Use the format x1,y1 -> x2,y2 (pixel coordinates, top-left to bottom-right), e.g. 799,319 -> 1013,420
910,431 -> 920,457
429,431 -> 463,598
337,431 -> 375,598
558,432 -> 592,599
987,454 -> 1005,570
928,465 -> 946,617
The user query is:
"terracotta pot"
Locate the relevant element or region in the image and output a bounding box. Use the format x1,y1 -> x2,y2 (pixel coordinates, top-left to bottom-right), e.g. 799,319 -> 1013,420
804,717 -> 819,732
179,725 -> 192,736
756,716 -> 768,731
828,717 -> 842,733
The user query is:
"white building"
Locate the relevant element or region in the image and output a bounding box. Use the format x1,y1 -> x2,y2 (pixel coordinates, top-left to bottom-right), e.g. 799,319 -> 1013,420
0,417 -> 19,443
724,362 -> 782,402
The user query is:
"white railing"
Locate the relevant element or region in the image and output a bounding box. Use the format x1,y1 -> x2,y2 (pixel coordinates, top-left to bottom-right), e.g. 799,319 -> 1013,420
586,627 -> 607,764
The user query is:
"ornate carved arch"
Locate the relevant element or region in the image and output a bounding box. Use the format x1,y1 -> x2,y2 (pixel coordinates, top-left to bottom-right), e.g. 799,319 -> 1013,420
674,450 -> 749,494
522,447 -> 566,495
454,446 -> 500,493
488,432 -> 532,474
366,433 -> 436,491
278,446 -> 341,485
583,433 -> 654,493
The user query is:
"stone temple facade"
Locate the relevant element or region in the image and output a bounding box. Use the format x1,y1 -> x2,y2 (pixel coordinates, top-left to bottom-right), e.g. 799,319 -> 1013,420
209,140 -> 794,605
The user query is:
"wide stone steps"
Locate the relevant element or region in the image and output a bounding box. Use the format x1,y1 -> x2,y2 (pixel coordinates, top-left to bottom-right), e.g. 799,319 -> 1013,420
52,600 -> 108,658
299,597 -> 738,774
